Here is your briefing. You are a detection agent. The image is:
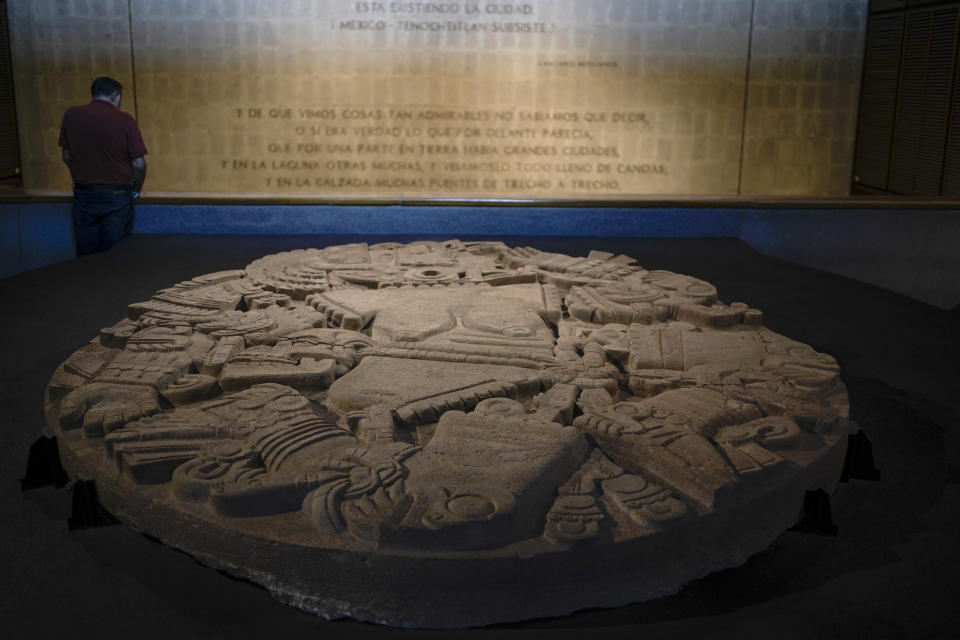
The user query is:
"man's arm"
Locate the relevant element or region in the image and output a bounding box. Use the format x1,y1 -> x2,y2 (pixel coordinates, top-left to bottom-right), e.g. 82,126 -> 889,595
131,156 -> 147,193
61,149 -> 71,168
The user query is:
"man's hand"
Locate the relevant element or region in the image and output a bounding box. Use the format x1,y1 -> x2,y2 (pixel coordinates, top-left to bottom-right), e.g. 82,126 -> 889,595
61,149 -> 71,168
131,156 -> 147,193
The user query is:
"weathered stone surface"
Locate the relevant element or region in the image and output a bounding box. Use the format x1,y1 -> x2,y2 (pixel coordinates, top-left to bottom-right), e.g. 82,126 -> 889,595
45,240 -> 851,627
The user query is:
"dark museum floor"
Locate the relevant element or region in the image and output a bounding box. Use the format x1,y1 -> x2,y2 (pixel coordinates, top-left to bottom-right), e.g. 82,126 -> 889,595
1,234 -> 958,640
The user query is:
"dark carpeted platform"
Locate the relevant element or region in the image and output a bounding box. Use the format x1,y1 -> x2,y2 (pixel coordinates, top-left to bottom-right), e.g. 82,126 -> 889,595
2,234 -> 958,639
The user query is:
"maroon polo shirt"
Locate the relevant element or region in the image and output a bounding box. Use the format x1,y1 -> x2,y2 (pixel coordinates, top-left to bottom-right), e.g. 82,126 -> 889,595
58,100 -> 148,186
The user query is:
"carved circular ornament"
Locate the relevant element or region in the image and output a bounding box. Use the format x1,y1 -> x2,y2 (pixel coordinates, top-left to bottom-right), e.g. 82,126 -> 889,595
46,240 -> 850,627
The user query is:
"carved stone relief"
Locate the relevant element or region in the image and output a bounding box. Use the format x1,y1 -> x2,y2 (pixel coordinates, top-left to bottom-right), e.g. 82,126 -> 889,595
45,241 -> 851,627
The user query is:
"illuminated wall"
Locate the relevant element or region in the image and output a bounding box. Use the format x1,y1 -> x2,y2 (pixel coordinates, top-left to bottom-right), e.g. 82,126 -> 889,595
9,0 -> 867,197
8,0 -> 134,191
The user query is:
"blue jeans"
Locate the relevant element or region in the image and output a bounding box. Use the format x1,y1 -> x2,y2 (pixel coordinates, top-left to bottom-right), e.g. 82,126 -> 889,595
72,185 -> 135,256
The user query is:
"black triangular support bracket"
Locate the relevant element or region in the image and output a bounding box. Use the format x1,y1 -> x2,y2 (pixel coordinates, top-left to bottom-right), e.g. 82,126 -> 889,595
20,436 -> 69,491
789,489 -> 839,537
840,429 -> 882,482
67,480 -> 120,530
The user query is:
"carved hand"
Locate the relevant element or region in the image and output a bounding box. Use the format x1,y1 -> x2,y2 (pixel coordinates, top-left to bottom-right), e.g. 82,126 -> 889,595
59,382 -> 161,437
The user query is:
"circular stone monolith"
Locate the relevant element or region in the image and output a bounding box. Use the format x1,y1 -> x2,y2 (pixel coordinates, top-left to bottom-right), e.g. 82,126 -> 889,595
45,240 -> 850,627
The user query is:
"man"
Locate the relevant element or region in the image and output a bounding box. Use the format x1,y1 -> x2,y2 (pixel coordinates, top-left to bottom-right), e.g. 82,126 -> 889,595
58,77 -> 147,255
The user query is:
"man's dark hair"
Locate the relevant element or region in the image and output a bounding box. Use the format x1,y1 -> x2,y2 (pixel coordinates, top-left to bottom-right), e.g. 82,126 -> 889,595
90,77 -> 123,98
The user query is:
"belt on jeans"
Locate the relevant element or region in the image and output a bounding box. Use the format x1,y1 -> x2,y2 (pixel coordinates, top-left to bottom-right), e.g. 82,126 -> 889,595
74,183 -> 130,190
